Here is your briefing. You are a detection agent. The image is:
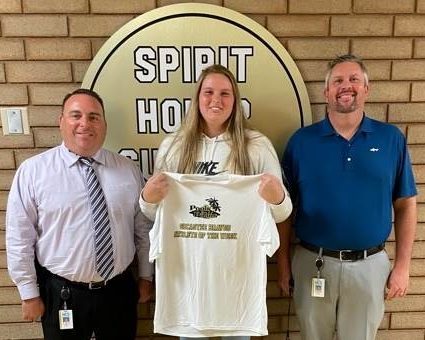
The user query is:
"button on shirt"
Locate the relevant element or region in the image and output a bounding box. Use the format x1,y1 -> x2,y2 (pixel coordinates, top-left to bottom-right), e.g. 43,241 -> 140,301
6,143 -> 153,300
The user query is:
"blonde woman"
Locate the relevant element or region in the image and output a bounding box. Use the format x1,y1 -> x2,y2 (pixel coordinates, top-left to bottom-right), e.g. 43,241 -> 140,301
140,64 -> 292,340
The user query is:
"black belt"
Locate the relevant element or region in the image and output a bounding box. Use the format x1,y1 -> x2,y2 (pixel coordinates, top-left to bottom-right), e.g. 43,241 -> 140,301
37,265 -> 130,290
299,241 -> 385,261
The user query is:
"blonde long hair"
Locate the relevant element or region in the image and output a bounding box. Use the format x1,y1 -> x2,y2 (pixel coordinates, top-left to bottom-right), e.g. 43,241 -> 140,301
171,64 -> 252,174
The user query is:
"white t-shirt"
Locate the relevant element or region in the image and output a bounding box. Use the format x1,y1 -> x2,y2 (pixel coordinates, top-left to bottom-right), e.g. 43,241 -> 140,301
150,173 -> 279,337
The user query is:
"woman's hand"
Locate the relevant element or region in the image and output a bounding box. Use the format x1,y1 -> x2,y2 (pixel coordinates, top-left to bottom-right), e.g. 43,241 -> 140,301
258,173 -> 285,205
141,172 -> 169,204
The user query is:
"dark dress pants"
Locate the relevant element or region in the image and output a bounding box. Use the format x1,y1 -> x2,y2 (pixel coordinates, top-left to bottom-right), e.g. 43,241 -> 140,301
38,268 -> 139,340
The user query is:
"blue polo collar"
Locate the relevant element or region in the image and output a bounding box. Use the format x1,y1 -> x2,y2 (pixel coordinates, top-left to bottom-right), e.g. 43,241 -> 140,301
319,113 -> 374,137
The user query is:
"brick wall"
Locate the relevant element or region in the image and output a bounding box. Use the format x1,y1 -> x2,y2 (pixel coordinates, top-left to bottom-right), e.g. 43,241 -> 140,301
0,0 -> 424,339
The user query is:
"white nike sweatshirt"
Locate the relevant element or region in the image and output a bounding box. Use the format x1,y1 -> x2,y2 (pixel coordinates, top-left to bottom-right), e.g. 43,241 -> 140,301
140,129 -> 292,223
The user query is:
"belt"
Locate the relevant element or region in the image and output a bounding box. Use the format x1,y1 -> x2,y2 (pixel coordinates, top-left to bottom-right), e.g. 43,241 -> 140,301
299,241 -> 385,261
37,265 -> 130,290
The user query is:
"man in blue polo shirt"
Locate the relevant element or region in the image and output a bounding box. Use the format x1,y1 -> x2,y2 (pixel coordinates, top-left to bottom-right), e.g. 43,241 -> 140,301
278,54 -> 417,340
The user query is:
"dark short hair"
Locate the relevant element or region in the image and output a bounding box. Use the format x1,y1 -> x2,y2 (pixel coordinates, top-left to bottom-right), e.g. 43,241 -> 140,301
325,54 -> 369,88
62,88 -> 104,112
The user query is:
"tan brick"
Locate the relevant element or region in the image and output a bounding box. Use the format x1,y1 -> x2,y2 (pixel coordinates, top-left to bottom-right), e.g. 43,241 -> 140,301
0,150 -> 15,169
69,15 -> 133,37
366,60 -> 392,81
0,0 -> 21,13
246,15 -> 267,27
395,15 -> 425,36
413,240 -> 425,258
223,0 -> 286,13
391,312 -> 425,328
410,277 -> 425,294
289,0 -> 350,13
0,192 -> 8,211
266,281 -> 281,298
414,39 -> 425,58
0,287 -> 20,304
296,60 -> 327,82
0,170 -> 15,191
33,127 -> 61,148
410,257 -> 425,275
23,0 -> 88,13
0,129 -> 34,149
305,82 -> 325,104
418,184 -> 425,203
311,104 -> 326,122
413,165 -> 425,183
287,38 -> 348,59
0,63 -> 4,83
0,323 -> 43,339
0,305 -> 22,322
6,61 -> 72,83
387,294 -> 425,312
0,39 -> 24,60
415,223 -> 425,241
354,0 -> 415,13
331,15 -> 393,36
26,38 -> 92,60
408,124 -> 425,144
0,232 -> 4,250
136,318 -> 154,335
267,298 -> 291,315
364,103 -> 387,122
91,38 -> 108,55
72,61 -> 90,82
392,60 -> 425,80
1,15 -> 67,37
419,0 -> 425,12
28,106 -> 60,127
0,84 -> 28,105
412,82 -> 425,101
268,15 -> 329,37
352,38 -> 413,59
29,84 -> 79,105
409,145 -> 425,164
389,103 -> 425,123
376,330 -> 425,340
157,0 -> 221,6
0,250 -> 7,269
368,81 -> 410,103
379,313 -> 390,329
90,0 -> 155,13
14,149 -> 47,167
419,204 -> 425,223
0,212 -> 5,231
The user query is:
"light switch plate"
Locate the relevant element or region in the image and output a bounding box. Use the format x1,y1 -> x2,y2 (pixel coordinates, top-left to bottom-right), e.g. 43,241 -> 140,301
0,107 -> 30,135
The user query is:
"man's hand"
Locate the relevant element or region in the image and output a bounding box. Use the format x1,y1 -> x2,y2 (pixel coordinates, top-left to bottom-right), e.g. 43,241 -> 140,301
386,265 -> 409,299
139,278 -> 153,303
22,297 -> 45,322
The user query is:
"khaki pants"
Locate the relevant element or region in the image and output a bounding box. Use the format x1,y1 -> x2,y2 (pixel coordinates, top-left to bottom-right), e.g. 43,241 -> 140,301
292,245 -> 391,340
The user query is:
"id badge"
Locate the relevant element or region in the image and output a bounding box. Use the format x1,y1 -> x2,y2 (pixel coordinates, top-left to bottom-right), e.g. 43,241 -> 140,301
311,278 -> 325,298
59,309 -> 74,329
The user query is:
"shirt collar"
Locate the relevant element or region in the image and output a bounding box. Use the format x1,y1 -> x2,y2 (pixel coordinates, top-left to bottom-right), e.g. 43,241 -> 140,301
319,112 -> 374,137
59,142 -> 106,167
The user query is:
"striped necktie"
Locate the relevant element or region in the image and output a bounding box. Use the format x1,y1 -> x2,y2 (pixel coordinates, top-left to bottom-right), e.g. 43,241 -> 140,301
79,157 -> 114,280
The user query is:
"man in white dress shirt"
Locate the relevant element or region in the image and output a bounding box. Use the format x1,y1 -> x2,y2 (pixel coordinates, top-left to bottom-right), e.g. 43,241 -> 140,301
6,89 -> 152,340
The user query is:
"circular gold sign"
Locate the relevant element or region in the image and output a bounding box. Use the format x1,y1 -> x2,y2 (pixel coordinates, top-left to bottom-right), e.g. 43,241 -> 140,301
82,3 -> 311,176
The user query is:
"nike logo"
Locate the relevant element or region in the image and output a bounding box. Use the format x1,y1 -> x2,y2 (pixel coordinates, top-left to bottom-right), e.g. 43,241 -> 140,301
369,148 -> 379,152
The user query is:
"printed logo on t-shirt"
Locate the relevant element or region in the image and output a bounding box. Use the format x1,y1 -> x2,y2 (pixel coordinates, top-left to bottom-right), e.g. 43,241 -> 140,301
194,161 -> 226,176
189,197 -> 221,218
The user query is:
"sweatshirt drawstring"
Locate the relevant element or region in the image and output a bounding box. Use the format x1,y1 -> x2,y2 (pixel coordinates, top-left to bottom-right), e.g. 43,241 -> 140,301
202,136 -> 219,162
